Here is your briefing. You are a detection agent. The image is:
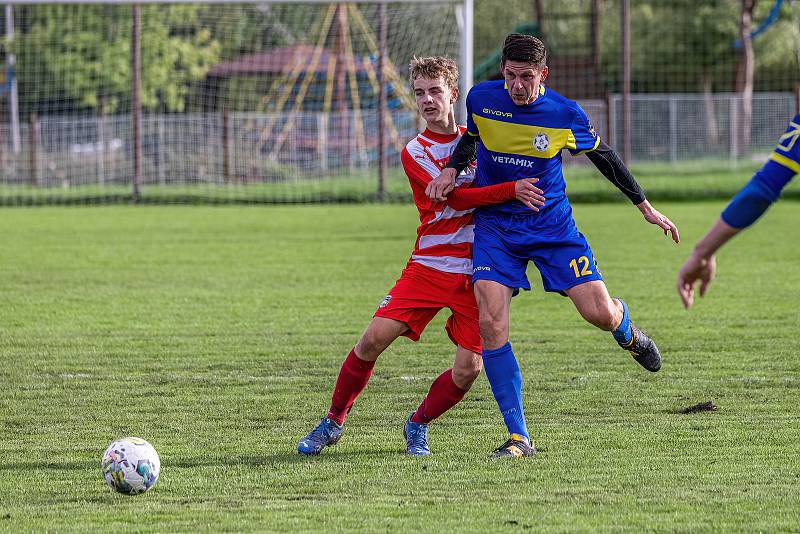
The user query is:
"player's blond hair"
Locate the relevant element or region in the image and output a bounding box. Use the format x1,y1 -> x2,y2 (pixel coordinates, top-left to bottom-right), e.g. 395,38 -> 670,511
409,56 -> 459,91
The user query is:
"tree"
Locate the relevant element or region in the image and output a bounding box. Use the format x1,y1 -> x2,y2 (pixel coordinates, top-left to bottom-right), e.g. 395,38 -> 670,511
10,4 -> 220,116
735,0 -> 756,151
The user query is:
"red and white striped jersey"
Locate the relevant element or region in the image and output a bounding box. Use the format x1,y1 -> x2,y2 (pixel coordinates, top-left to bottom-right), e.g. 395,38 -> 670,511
400,127 -> 477,275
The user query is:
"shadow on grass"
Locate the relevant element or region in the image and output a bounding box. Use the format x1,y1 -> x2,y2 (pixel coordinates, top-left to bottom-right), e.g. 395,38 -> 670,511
167,449 -> 403,468
0,449 -> 405,474
0,460 -> 97,472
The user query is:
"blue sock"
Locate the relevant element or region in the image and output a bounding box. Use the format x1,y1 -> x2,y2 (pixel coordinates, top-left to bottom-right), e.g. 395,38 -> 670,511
482,342 -> 529,440
612,299 -> 633,345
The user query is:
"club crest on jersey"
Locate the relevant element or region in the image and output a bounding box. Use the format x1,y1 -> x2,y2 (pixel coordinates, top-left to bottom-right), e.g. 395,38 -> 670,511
533,133 -> 550,152
379,295 -> 392,308
777,121 -> 800,151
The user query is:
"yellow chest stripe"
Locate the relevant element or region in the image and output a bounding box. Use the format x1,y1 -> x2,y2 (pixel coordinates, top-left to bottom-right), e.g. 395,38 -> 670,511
472,114 -> 575,159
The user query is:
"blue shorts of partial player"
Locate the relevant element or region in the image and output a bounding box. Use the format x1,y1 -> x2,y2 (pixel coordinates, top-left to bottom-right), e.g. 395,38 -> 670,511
472,212 -> 603,294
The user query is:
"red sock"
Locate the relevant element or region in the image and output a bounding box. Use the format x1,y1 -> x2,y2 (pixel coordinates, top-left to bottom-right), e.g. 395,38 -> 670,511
326,348 -> 376,426
411,369 -> 468,425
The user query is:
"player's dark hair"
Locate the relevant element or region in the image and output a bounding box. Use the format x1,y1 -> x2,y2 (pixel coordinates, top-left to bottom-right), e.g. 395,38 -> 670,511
501,34 -> 546,70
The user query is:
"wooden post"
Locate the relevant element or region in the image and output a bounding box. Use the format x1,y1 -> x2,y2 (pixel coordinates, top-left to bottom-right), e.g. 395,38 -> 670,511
377,2 -> 387,200
157,116 -> 165,186
729,95 -> 739,169
6,5 -> 20,155
533,0 -> 545,33
29,112 -> 39,187
620,0 -> 631,165
590,0 -> 600,71
668,96 -> 678,164
97,113 -> 107,186
335,5 -> 349,170
735,0 -> 755,153
222,106 -> 231,183
131,4 -> 142,203
604,91 -> 613,148
317,113 -> 329,172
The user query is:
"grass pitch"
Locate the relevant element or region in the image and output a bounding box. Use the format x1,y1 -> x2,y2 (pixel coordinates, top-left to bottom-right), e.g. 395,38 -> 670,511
1,202 -> 799,532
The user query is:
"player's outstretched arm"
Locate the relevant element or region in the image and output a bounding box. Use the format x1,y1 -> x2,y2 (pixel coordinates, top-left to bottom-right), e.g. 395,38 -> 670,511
426,133 -> 479,201
677,218 -> 740,309
447,178 -> 545,212
678,149 -> 796,309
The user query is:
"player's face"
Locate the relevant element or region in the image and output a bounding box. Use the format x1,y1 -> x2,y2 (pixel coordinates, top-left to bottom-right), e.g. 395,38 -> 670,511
413,76 -> 457,124
503,61 -> 549,105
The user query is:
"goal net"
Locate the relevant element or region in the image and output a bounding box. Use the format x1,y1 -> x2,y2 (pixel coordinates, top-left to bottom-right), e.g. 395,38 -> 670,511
0,1 -> 466,204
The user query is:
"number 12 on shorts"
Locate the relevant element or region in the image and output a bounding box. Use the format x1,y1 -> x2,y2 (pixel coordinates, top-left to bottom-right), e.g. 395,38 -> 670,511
569,256 -> 593,278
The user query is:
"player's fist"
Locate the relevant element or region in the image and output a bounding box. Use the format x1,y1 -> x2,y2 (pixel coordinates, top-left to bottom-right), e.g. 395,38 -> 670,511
426,168 -> 457,201
515,178 -> 545,212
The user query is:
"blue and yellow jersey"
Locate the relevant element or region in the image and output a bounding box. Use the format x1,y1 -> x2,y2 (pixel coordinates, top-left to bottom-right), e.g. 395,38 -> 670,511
721,114 -> 799,228
466,80 -> 600,220
771,113 -> 800,173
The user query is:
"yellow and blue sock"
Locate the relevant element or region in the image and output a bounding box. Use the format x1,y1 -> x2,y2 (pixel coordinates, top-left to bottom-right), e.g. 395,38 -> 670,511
612,299 -> 633,345
482,341 -> 529,440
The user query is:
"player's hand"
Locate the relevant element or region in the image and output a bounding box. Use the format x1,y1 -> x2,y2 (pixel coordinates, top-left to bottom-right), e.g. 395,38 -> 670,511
677,251 -> 716,309
426,168 -> 457,201
637,200 -> 680,243
515,178 -> 545,212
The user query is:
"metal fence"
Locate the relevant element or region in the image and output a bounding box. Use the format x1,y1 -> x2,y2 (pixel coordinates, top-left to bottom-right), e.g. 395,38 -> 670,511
0,91 -> 792,194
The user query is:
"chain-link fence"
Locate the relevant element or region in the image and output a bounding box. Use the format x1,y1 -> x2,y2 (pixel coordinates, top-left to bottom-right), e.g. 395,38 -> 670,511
0,1 -> 797,204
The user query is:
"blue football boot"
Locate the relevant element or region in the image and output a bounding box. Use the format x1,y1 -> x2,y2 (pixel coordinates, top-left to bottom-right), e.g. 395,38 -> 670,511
297,418 -> 343,456
403,414 -> 431,456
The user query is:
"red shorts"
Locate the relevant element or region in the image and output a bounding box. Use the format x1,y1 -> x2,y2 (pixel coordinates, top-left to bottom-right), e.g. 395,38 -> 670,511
373,261 -> 481,354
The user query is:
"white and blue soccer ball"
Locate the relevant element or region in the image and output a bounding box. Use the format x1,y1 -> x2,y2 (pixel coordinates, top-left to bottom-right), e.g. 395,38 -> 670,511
101,437 -> 161,495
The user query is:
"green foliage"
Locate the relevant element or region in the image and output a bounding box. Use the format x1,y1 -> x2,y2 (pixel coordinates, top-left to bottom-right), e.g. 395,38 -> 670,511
10,5 -> 220,114
471,0 -> 797,93
600,0 -> 797,92
2,0 -> 797,117
1,203 -> 799,531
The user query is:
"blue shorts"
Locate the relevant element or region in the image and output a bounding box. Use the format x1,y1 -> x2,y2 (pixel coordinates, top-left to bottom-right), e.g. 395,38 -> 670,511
472,213 -> 603,294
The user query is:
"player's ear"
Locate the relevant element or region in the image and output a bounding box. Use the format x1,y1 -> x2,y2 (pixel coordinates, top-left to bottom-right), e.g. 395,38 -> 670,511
540,66 -> 549,82
450,86 -> 459,103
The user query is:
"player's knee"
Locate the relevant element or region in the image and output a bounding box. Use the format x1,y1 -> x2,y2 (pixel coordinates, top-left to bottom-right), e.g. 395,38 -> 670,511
479,315 -> 507,346
356,331 -> 385,360
452,361 -> 481,390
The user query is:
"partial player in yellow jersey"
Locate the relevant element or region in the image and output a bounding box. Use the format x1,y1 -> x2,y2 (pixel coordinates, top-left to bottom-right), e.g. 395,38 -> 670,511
678,114 -> 799,308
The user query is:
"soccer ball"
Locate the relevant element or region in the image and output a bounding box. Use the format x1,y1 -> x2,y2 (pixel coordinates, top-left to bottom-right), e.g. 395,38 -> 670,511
101,437 -> 161,495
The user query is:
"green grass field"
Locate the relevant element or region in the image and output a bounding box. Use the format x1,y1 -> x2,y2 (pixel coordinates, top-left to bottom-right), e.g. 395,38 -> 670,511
1,203 -> 799,532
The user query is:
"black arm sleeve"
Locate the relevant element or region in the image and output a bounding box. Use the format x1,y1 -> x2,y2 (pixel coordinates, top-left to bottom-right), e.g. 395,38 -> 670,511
444,133 -> 479,174
585,140 -> 646,204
